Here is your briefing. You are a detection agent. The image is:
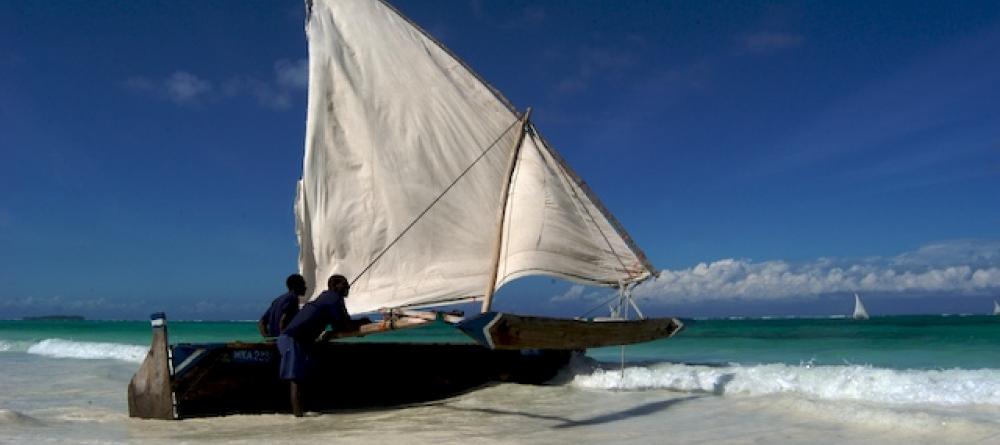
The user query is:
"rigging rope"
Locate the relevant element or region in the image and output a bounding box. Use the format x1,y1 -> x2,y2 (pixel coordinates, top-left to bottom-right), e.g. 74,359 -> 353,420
350,115 -> 523,286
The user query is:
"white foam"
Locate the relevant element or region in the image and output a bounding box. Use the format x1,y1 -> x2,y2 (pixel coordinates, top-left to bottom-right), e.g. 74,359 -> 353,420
26,339 -> 147,363
572,362 -> 1000,407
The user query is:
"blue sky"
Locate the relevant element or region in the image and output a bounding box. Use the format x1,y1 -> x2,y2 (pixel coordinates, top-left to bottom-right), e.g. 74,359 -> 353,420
2,0 -> 999,320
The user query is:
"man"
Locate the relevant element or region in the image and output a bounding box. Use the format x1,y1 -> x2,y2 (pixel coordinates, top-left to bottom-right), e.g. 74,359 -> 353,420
257,274 -> 308,338
278,274 -> 368,416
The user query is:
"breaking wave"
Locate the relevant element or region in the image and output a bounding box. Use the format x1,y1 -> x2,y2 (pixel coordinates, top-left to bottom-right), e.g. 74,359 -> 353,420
572,362 -> 1000,406
24,339 -> 147,363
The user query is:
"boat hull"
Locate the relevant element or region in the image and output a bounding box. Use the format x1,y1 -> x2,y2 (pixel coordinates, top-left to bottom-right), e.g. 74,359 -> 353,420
129,331 -> 576,419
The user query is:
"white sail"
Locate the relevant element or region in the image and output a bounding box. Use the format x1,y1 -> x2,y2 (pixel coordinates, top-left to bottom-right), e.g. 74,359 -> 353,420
298,0 -> 653,314
495,125 -> 652,289
993,300 -> 999,316
852,293 -> 869,320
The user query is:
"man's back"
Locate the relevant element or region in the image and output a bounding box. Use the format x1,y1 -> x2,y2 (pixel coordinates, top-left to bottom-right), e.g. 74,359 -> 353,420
283,290 -> 349,342
261,292 -> 300,337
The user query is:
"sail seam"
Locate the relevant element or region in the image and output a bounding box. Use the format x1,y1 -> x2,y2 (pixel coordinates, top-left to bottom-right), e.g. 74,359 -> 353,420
349,116 -> 522,286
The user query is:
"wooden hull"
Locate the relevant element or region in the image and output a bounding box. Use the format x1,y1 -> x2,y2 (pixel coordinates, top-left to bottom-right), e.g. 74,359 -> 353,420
459,312 -> 684,350
128,318 -> 576,419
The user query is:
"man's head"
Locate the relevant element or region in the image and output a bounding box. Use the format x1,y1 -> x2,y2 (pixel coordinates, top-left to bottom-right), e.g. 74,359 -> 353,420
286,274 -> 307,296
327,274 -> 350,297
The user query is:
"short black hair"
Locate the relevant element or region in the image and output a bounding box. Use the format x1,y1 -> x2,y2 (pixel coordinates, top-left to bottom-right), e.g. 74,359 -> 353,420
286,274 -> 306,290
328,274 -> 349,290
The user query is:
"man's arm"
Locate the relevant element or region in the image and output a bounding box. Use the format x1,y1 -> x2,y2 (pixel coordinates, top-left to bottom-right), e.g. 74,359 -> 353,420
278,312 -> 292,333
257,315 -> 270,337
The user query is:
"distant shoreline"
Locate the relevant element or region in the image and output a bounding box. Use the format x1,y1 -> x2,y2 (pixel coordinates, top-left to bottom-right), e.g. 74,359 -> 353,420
21,315 -> 85,321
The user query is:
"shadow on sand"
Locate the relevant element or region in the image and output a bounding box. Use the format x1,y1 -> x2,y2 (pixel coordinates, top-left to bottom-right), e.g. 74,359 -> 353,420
432,395 -> 704,429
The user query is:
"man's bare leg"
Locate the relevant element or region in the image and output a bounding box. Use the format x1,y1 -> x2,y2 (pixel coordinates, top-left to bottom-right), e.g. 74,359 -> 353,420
290,381 -> 303,417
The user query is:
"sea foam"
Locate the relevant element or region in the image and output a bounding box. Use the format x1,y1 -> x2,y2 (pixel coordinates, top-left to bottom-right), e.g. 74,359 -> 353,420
25,339 -> 147,363
572,362 -> 1000,407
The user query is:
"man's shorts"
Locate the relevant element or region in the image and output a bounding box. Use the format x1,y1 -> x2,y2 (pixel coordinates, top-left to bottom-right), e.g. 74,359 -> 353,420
277,334 -> 309,381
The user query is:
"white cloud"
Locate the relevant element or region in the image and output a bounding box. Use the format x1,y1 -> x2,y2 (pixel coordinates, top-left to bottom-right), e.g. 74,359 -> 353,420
222,77 -> 292,110
552,285 -> 586,302
742,31 -> 804,53
164,71 -> 212,104
629,240 -> 1000,303
125,58 -> 306,110
274,58 -> 308,90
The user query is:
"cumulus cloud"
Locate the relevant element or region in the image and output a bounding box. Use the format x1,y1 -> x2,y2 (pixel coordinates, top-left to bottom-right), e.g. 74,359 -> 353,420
741,31 -> 804,53
629,240 -> 1000,303
124,58 -> 307,110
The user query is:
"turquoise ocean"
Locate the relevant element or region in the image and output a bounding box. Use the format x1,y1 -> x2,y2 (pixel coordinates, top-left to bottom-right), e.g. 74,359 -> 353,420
3,315 -> 1000,443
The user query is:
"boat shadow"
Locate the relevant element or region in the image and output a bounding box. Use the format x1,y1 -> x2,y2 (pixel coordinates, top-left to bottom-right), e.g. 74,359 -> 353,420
429,395 -> 704,429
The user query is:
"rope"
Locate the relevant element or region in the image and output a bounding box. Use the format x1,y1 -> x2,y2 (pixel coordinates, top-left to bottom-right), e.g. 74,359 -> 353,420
350,116 -> 522,286
578,292 -> 622,319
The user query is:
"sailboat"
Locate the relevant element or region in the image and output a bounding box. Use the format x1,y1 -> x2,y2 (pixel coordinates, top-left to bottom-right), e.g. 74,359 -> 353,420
128,0 -> 682,419
852,293 -> 869,320
992,300 -> 999,316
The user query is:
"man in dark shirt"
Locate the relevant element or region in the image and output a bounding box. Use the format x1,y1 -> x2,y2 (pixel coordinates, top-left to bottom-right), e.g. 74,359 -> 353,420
278,274 -> 368,416
257,274 -> 308,338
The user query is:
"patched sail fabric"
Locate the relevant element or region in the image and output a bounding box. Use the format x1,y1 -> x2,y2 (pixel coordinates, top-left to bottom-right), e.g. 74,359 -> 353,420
298,0 -> 653,314
495,125 -> 652,289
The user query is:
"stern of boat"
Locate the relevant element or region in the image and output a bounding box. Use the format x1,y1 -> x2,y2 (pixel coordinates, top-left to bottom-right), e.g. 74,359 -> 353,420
127,312 -> 176,419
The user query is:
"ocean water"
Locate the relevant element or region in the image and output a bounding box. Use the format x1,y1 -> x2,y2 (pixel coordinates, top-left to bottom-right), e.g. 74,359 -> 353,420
2,315 -> 999,444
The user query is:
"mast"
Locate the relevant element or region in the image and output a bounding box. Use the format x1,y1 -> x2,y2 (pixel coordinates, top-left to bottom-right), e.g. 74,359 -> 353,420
482,108 -> 532,313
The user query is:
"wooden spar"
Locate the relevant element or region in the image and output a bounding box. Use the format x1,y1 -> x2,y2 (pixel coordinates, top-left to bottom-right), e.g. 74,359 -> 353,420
319,316 -> 434,341
481,108 -> 532,313
393,308 -> 465,324
318,309 -> 465,342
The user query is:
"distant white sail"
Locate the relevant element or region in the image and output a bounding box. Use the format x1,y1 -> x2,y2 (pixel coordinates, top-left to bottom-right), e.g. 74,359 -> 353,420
297,0 -> 654,314
852,293 -> 869,320
993,300 -> 999,316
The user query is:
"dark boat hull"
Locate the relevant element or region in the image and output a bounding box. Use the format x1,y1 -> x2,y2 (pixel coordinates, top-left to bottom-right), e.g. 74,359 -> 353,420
128,318 -> 576,419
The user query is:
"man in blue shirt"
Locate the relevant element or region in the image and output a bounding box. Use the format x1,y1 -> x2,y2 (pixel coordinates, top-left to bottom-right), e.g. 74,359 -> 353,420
278,274 -> 368,416
257,274 -> 308,337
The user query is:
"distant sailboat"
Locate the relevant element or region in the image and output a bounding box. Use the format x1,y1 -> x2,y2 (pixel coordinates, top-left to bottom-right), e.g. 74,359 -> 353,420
852,293 -> 869,320
993,300 -> 999,316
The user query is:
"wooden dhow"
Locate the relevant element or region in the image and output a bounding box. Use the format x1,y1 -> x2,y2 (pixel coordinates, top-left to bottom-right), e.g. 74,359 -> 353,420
129,0 -> 683,418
